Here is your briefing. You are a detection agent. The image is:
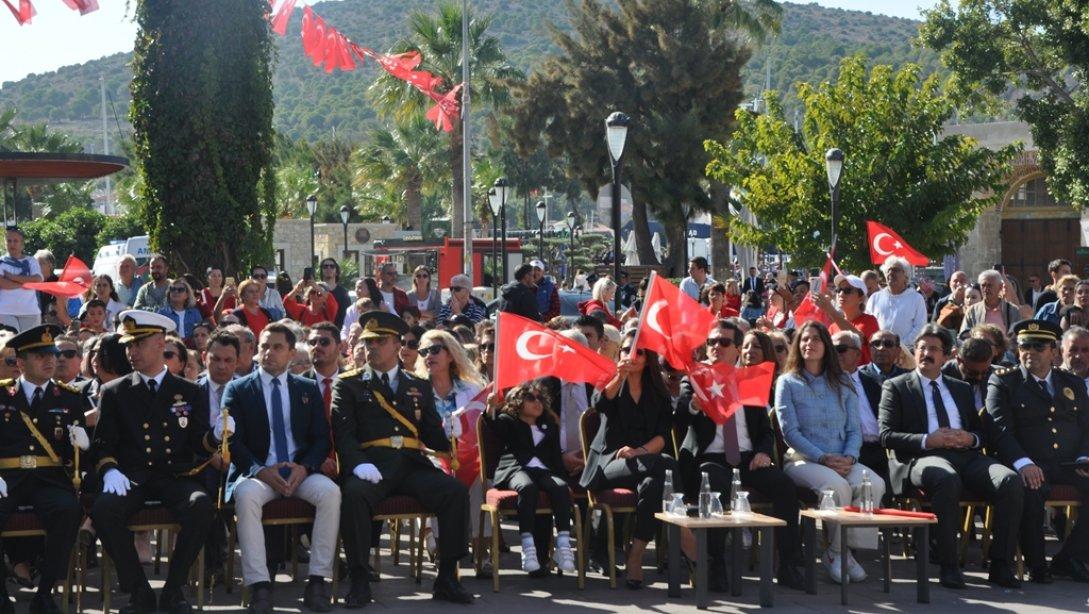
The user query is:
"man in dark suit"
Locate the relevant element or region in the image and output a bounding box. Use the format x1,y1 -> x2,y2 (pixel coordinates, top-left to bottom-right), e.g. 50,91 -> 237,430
742,266 -> 764,296
833,330 -> 888,493
0,325 -> 87,614
301,322 -> 343,480
861,330 -> 907,382
941,337 -> 994,411
676,322 -> 803,590
879,324 -> 1023,590
222,322 -> 338,612
333,312 -> 472,607
986,319 -> 1089,583
91,311 -> 217,614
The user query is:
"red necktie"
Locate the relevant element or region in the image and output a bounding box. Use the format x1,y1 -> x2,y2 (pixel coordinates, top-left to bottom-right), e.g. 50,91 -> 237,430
322,377 -> 333,420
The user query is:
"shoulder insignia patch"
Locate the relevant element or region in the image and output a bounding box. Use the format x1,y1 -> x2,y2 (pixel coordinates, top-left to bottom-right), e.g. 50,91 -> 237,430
55,381 -> 80,394
0,379 -> 12,388
341,368 -> 362,379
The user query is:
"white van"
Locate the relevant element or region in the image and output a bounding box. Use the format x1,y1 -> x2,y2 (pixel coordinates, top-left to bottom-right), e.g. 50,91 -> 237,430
92,235 -> 152,278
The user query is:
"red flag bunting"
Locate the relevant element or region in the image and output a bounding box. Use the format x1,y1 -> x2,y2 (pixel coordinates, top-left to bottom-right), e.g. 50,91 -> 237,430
866,220 -> 929,266
2,0 -> 35,25
686,361 -> 775,425
62,0 -> 98,14
495,312 -> 617,393
426,84 -> 462,133
633,273 -> 718,372
23,255 -> 91,298
269,0 -> 296,36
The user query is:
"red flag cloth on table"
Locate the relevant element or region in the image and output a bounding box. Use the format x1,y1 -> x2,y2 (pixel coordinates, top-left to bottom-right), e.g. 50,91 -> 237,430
23,255 -> 91,298
495,312 -> 617,393
269,0 -> 296,36
866,220 -> 929,266
2,0 -> 34,25
634,273 -> 717,372
686,361 -> 775,425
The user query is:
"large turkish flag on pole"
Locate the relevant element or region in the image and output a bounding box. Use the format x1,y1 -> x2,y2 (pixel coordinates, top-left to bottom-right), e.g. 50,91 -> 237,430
633,273 -> 717,372
495,312 -> 617,393
686,361 -> 776,425
867,220 -> 929,266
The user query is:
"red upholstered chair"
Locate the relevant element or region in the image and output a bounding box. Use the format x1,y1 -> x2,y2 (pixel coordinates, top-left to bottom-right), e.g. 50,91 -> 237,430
579,408 -> 638,589
2,507 -> 76,612
475,415 -> 585,592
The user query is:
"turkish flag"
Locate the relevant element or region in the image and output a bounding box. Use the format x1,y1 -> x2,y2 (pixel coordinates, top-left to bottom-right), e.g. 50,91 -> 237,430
686,361 -> 776,425
634,273 -> 717,372
62,0 -> 98,15
2,0 -> 35,25
426,84 -> 462,132
794,252 -> 836,327
867,220 -> 929,266
495,312 -> 617,393
439,383 -> 492,487
23,255 -> 92,298
269,0 -> 296,36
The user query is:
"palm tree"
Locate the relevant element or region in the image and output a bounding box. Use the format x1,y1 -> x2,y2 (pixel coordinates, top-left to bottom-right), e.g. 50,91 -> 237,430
368,2 -> 522,238
351,115 -> 444,230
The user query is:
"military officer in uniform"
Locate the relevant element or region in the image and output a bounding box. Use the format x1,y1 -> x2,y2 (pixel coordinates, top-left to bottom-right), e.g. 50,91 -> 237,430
987,319 -> 1089,583
333,311 -> 472,607
0,325 -> 87,614
90,311 -> 220,614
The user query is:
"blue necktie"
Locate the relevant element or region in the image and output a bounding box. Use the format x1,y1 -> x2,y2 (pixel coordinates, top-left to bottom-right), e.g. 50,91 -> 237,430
270,378 -> 290,478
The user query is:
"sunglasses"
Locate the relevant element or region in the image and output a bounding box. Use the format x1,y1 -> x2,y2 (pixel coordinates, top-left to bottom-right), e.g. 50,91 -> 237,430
415,273 -> 430,278
706,337 -> 735,347
404,339 -> 420,350
169,286 -> 188,293
870,339 -> 898,349
59,349 -> 79,359
2,357 -> 16,367
321,263 -> 337,269
450,286 -> 464,293
522,392 -> 542,403
479,343 -> 495,352
252,274 -> 268,280
834,287 -> 858,294
620,346 -> 645,356
419,344 -> 446,357
163,351 -> 177,359
834,345 -> 857,354
308,337 -> 334,347
1018,341 -> 1049,352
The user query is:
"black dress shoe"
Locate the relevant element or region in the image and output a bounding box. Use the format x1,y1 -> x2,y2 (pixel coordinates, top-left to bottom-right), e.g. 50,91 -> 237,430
303,579 -> 333,612
159,588 -> 192,614
367,565 -> 381,582
28,593 -> 62,614
939,565 -> 965,589
119,585 -> 157,614
1028,564 -> 1053,584
777,565 -> 806,591
247,583 -> 273,614
987,563 -> 1022,589
343,578 -> 372,609
1051,556 -> 1089,582
432,576 -> 474,603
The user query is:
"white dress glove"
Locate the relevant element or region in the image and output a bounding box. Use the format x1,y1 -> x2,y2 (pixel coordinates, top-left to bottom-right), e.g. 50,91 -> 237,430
68,425 -> 90,451
213,415 -> 237,441
443,415 -> 462,438
0,477 -> 7,498
102,468 -> 132,496
352,463 -> 382,484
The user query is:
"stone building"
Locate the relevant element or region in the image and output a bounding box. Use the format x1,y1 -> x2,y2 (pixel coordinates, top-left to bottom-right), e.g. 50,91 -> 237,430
271,218 -> 411,280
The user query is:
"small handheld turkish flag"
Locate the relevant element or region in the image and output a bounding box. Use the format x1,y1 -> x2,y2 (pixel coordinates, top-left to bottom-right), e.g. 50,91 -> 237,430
686,361 -> 776,425
867,221 -> 929,266
495,312 -> 616,393
23,255 -> 92,298
633,273 -> 717,372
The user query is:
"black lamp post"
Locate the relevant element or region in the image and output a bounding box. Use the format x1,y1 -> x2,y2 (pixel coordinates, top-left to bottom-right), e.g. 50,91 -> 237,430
825,148 -> 844,251
565,211 -> 578,283
306,194 -> 318,269
493,177 -> 510,284
535,200 -> 547,262
339,205 -> 351,259
488,187 -> 500,294
606,111 -> 630,313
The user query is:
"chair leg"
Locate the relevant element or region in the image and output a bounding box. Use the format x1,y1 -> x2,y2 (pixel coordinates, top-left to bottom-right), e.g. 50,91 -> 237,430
415,519 -> 425,584
981,506 -> 993,561
290,525 -> 300,581
604,507 -> 617,589
225,519 -> 236,594
391,519 -> 400,566
959,505 -> 974,566
491,510 -> 501,593
61,543 -> 74,614
573,505 -> 585,590
101,550 -> 111,614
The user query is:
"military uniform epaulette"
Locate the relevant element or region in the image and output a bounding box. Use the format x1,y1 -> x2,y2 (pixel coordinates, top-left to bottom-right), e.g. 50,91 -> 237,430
340,367 -> 362,379
54,381 -> 80,394
995,366 -> 1017,376
0,378 -> 12,388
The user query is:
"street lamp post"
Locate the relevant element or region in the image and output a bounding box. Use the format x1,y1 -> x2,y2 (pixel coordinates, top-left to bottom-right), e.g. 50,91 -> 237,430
306,194 -> 318,270
565,211 -> 578,284
825,148 -> 844,251
493,177 -> 510,284
339,205 -> 351,259
535,200 -> 547,262
606,111 -> 631,313
488,187 -> 501,295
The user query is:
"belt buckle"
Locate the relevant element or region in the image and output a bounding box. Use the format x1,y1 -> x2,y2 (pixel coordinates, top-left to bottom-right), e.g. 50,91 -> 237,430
19,455 -> 36,469
390,435 -> 404,449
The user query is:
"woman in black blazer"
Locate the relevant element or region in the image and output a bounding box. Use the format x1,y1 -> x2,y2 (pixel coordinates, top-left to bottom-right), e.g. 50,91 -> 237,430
579,329 -> 679,588
489,382 -> 575,574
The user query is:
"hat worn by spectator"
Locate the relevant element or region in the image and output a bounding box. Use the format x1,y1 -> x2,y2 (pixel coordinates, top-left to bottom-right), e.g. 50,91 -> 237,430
118,310 -> 176,345
449,274 -> 471,289
529,259 -> 546,270
1011,319 -> 1062,343
358,310 -> 408,340
9,324 -> 63,356
833,274 -> 866,294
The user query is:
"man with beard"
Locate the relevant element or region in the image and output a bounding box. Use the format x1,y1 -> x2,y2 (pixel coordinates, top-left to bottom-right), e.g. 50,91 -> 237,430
133,255 -> 171,312
1062,326 -> 1089,394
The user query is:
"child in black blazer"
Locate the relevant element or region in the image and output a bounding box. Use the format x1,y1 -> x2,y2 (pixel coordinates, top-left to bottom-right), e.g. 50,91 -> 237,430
488,382 -> 575,573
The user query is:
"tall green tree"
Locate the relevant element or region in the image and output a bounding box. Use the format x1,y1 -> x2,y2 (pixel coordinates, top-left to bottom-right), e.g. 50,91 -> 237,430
705,56 -> 1018,271
131,0 -> 275,275
508,0 -> 753,274
920,0 -> 1089,207
368,2 -> 522,239
351,115 -> 443,230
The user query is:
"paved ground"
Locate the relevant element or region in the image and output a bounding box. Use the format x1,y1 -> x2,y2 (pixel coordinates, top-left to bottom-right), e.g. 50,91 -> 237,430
10,527 -> 1089,613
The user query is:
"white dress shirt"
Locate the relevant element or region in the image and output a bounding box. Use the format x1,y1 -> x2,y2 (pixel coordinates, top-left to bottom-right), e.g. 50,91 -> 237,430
704,407 -> 753,454
375,365 -> 400,394
207,375 -> 236,425
259,368 -> 296,466
917,371 -> 969,450
137,367 -> 168,391
849,370 -> 881,443
19,378 -> 47,406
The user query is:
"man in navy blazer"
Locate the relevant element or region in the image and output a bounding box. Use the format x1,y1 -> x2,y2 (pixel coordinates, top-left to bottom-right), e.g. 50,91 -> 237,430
221,323 -> 340,613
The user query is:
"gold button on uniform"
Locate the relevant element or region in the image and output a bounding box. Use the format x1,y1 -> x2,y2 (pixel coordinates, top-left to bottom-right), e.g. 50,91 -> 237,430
144,435 -> 150,441
143,423 -> 149,429
146,448 -> 152,453
164,436 -> 170,442
1052,428 -> 1058,434
165,448 -> 171,454
1053,443 -> 1060,449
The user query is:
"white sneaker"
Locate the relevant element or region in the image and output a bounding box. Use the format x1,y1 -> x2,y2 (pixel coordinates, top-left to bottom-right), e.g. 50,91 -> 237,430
846,550 -> 867,582
522,544 -> 541,573
823,550 -> 844,584
555,544 -> 576,572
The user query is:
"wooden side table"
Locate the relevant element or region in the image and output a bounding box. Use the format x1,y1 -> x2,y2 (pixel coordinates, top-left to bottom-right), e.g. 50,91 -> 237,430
799,509 -> 937,605
655,511 -> 786,609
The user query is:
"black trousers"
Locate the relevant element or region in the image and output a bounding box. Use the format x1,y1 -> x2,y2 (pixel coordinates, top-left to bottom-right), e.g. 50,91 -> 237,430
596,453 -> 675,542
1021,463 -> 1089,567
340,463 -> 468,579
497,467 -> 572,534
0,472 -> 80,594
91,475 -> 214,594
698,452 -> 801,566
859,442 -> 891,505
908,451 -> 1022,567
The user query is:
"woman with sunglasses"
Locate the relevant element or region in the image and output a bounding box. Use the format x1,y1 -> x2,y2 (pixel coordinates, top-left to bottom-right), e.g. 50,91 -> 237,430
485,382 -> 576,574
411,266 -> 441,323
163,335 -> 190,378
814,274 -> 880,364
157,278 -> 203,341
230,279 -> 274,339
774,321 -> 883,585
400,325 -> 425,371
473,321 -> 495,382
580,329 -> 680,589
284,279 -> 339,327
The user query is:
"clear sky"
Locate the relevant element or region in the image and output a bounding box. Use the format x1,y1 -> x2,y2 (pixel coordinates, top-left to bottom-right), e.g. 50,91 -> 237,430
0,0 -> 941,86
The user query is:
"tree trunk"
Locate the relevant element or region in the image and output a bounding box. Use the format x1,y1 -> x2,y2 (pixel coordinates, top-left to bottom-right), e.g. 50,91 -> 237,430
631,196 -> 659,266
449,128 -> 464,238
405,176 -> 423,231
663,220 -> 686,277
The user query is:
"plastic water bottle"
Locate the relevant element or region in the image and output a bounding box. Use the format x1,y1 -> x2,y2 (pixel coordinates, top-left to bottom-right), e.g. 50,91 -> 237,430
731,467 -> 742,501
860,470 -> 874,514
699,471 -> 712,519
662,469 -> 674,514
